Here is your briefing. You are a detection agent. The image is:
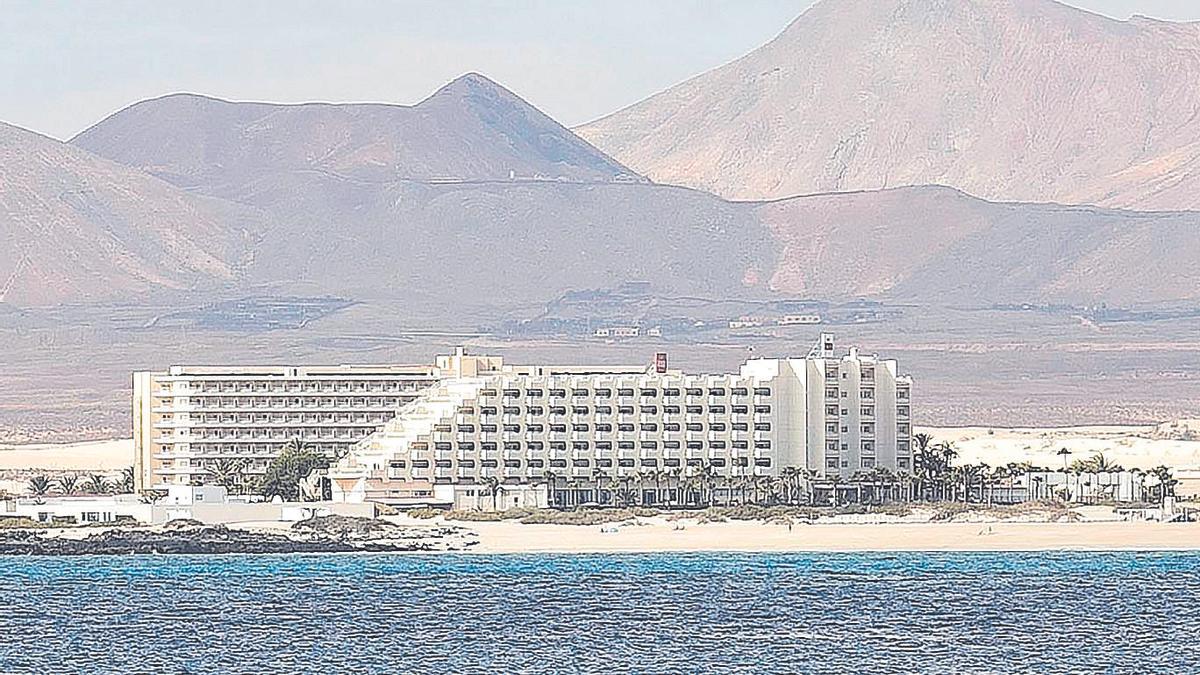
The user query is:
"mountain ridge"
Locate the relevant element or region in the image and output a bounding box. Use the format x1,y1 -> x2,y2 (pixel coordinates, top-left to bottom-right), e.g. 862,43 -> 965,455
576,0 -> 1200,211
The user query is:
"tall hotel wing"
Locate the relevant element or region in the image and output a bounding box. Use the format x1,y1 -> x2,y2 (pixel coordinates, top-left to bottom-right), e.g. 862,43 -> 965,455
326,335 -> 912,503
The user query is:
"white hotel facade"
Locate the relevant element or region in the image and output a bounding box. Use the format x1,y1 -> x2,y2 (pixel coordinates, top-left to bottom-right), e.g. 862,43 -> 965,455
132,364 -> 445,490
329,336 -> 912,503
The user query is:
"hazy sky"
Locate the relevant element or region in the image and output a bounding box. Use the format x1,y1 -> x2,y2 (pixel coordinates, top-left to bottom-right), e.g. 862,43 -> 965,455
4,0 -> 1198,140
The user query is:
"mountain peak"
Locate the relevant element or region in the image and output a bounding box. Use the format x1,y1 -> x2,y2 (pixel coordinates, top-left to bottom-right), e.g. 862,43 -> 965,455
577,0 -> 1200,210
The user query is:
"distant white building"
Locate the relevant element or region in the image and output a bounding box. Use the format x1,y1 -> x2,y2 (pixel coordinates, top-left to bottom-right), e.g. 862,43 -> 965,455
778,314 -> 821,326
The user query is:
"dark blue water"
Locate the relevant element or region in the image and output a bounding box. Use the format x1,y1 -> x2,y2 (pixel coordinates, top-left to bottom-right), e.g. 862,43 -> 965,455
0,552 -> 1197,674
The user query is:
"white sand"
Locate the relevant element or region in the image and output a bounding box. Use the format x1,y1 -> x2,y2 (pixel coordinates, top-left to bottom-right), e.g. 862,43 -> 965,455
925,424 -> 1200,470
461,519 -> 1200,553
0,438 -> 133,471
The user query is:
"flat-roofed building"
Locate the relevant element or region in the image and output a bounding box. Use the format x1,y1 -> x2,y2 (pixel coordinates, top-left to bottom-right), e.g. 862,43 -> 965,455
330,334 -> 912,506
132,363 -> 453,491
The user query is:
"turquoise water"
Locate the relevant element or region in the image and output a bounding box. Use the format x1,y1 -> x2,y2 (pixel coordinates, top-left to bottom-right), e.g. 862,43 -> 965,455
0,552 -> 1197,673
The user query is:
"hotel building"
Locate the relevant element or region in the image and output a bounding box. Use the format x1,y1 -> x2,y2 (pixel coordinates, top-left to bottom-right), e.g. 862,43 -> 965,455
131,364 -> 455,490
329,335 -> 912,504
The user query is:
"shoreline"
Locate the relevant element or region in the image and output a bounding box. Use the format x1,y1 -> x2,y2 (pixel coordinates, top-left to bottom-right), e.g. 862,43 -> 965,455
421,518 -> 1200,554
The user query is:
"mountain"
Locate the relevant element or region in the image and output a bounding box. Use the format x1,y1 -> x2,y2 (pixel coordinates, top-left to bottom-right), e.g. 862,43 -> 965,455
760,186 -> 1200,306
0,121 -> 264,306
577,0 -> 1200,210
72,73 -> 639,198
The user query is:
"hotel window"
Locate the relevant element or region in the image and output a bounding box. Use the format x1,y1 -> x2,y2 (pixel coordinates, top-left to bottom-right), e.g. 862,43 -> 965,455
528,441 -> 544,451
640,458 -> 659,467
709,388 -> 726,396
861,440 -> 875,452
754,405 -> 771,414
411,442 -> 429,451
826,458 -> 839,469
898,389 -> 910,401
504,424 -> 522,433
481,442 -> 498,452
664,405 -> 681,414
458,459 -> 475,468
755,458 -> 772,467
549,389 -> 567,398
618,423 -> 635,432
596,424 -> 613,432
527,389 -> 544,398
571,388 -> 589,396
434,442 -> 452,451
642,422 -> 659,432
572,441 -> 590,450
754,423 -> 771,431
389,460 -> 407,469
826,423 -> 838,433
686,388 -> 703,396
732,423 -> 749,432
458,441 -> 476,451
664,423 -> 681,432
860,389 -> 875,400
709,405 -> 726,414
664,440 -> 681,450
686,405 -> 703,414
618,458 -> 635,467
710,422 -> 727,432
572,406 -> 590,415
732,405 -> 749,414
754,388 -> 771,396
433,424 -> 453,433
529,458 -> 546,468
731,387 -> 748,396
640,388 -> 657,397
663,388 -> 681,397
733,440 -> 749,450
641,405 -> 658,414
825,405 -> 839,416
595,406 -> 613,415
594,388 -> 612,397
898,423 -> 910,435
686,423 -> 703,432
504,442 -> 521,451
550,406 -> 567,415
482,460 -> 498,468
480,389 -> 497,397
480,407 -> 497,415
641,441 -> 658,450
503,406 -> 520,415
710,458 -> 727,467
861,423 -> 874,434
618,441 -> 635,450
550,424 -> 567,433
502,389 -> 521,398
572,459 -> 590,467
754,440 -> 771,450
551,442 -> 567,451
412,460 -> 430,469
861,457 -> 876,468
618,406 -> 635,415
597,458 -> 613,468
711,440 -> 727,450
550,459 -> 568,468
686,441 -> 704,450
861,406 -> 875,417
435,460 -> 452,468
596,441 -> 613,450
617,388 -> 635,397
572,424 -> 590,432
527,407 -> 544,416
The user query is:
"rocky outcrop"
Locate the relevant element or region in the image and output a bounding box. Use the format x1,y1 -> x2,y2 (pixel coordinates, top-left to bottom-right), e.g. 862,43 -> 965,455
0,516 -> 477,555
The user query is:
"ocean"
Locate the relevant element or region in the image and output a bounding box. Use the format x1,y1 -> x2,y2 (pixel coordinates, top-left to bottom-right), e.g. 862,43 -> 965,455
0,552 -> 1196,674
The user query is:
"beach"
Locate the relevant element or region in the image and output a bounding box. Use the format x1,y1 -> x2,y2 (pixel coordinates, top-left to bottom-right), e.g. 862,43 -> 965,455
375,513 -> 1200,554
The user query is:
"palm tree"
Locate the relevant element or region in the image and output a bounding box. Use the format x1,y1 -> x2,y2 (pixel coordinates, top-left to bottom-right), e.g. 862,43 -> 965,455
480,475 -> 502,511
206,457 -> 247,493
1070,452 -> 1124,474
84,473 -> 110,495
56,474 -> 79,496
591,467 -> 610,505
119,466 -> 136,494
543,469 -> 560,507
28,475 -> 51,497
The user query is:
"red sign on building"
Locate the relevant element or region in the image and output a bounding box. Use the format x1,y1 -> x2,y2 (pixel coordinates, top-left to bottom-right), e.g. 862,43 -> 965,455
654,352 -> 668,373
